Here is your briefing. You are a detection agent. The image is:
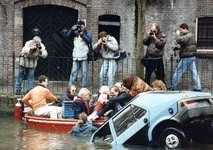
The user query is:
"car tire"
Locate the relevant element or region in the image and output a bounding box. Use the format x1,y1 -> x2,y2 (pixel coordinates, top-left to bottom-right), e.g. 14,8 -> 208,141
159,127 -> 188,149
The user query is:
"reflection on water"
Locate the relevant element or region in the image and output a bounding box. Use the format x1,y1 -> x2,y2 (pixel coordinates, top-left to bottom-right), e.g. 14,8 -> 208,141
1,115 -> 213,150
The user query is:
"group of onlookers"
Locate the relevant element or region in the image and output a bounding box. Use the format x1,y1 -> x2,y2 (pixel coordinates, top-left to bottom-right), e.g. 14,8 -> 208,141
19,20 -> 201,137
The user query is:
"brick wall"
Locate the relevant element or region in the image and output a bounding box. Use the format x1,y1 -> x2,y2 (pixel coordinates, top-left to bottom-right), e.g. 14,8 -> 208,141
0,0 -> 212,90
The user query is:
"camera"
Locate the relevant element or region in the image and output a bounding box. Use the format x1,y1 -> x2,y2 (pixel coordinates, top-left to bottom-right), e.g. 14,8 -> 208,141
149,30 -> 156,35
173,46 -> 180,51
36,43 -> 42,50
102,38 -> 107,43
76,24 -> 81,32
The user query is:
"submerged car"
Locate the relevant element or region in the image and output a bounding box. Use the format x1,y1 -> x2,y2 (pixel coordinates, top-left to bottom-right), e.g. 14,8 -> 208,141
90,91 -> 213,149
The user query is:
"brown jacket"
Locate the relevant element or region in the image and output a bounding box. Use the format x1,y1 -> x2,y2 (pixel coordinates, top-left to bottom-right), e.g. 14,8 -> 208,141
124,76 -> 153,98
143,30 -> 166,59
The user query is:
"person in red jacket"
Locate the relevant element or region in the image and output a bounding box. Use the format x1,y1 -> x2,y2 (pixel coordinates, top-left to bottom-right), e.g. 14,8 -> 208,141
22,75 -> 62,119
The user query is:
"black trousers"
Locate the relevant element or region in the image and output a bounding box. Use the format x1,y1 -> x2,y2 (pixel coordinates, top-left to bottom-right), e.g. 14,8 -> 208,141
145,58 -> 165,85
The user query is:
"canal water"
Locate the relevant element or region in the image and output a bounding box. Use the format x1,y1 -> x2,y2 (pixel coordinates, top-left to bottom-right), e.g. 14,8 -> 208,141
1,115 -> 213,150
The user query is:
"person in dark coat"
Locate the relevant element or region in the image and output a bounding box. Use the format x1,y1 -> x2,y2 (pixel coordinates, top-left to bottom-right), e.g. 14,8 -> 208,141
71,88 -> 91,119
70,112 -> 97,137
143,23 -> 166,85
89,85 -> 130,120
58,85 -> 78,107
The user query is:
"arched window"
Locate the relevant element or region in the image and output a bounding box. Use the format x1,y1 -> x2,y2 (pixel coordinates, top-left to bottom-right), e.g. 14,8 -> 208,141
99,15 -> 120,43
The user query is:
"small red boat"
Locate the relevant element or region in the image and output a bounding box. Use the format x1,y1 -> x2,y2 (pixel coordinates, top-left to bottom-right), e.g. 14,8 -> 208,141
24,101 -> 105,131
25,114 -> 105,131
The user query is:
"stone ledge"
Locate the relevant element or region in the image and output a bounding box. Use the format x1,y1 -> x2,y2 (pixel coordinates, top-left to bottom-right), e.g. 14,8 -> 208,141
197,50 -> 213,58
0,94 -> 62,114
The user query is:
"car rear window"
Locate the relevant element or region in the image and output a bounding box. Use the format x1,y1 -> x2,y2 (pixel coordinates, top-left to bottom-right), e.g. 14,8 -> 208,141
112,104 -> 146,136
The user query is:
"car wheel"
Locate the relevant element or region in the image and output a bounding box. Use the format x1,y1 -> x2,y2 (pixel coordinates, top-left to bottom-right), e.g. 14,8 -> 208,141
159,127 -> 188,149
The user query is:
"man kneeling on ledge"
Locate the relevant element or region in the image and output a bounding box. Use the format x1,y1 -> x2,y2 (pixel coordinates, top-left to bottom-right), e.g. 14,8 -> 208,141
22,75 -> 62,119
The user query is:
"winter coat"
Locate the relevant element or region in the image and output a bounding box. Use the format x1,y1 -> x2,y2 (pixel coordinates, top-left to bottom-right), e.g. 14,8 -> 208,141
175,31 -> 197,59
18,40 -> 48,68
97,91 -> 131,117
70,121 -> 97,137
58,93 -> 78,107
72,99 -> 91,119
93,35 -> 118,59
67,27 -> 92,60
143,30 -> 166,59
89,94 -> 100,110
124,76 -> 153,98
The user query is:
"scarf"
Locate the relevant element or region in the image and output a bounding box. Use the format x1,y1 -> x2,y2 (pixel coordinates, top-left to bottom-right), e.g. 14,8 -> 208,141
37,83 -> 47,88
72,97 -> 91,115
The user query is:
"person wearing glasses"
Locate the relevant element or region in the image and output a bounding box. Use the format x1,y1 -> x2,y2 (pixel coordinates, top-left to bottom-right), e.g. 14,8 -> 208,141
58,85 -> 78,107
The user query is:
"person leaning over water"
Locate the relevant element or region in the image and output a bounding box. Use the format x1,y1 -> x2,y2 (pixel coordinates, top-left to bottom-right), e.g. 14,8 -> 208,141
123,74 -> 152,99
70,112 -> 97,137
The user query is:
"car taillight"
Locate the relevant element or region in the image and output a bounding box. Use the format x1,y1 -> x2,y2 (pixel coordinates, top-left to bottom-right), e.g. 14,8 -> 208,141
181,100 -> 196,108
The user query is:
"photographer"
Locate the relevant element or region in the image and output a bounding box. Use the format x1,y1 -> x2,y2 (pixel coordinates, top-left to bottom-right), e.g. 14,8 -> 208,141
171,23 -> 201,91
16,36 -> 47,95
67,21 -> 92,88
93,31 -> 118,88
143,23 -> 166,85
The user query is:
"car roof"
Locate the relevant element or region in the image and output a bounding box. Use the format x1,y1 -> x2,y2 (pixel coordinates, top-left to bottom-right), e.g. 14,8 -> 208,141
131,91 -> 212,109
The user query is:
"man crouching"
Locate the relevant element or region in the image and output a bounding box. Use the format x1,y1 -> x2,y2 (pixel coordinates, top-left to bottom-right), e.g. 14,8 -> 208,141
22,75 -> 62,119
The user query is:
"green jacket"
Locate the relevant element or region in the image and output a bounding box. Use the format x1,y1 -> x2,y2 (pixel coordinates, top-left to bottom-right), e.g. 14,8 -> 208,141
175,31 -> 197,59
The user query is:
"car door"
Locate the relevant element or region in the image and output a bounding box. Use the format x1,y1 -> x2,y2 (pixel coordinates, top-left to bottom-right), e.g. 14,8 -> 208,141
111,104 -> 149,146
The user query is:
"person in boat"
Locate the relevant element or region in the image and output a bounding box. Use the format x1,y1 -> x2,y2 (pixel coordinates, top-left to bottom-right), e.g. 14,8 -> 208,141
71,88 -> 91,119
122,74 -> 153,98
89,85 -> 130,120
22,75 -> 62,119
70,112 -> 97,137
89,82 -> 124,118
152,80 -> 167,91
89,86 -> 110,110
58,85 -> 78,107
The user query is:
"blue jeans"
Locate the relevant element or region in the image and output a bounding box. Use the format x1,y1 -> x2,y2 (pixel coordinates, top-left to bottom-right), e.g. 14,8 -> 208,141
172,56 -> 201,90
16,65 -> 36,92
100,59 -> 117,88
69,60 -> 88,87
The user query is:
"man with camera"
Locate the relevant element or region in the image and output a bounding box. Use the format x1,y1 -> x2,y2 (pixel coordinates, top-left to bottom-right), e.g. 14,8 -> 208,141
67,21 -> 92,88
93,31 -> 118,88
16,36 -> 47,95
143,23 -> 166,86
171,23 -> 201,91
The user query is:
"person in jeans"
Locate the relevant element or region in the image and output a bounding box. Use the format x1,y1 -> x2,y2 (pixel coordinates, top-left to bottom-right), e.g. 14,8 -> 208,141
172,23 -> 201,91
143,23 -> 166,85
16,36 -> 48,95
67,21 -> 92,88
93,31 -> 118,88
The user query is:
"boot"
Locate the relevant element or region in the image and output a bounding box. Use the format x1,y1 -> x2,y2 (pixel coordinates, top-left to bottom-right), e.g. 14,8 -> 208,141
16,90 -> 21,95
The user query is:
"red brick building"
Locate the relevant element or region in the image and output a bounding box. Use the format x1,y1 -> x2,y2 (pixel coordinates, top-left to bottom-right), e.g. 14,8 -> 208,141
0,0 -> 212,90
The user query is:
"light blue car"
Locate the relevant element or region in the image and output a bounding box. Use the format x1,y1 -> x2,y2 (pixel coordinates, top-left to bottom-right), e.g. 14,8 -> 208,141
90,91 -> 213,149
